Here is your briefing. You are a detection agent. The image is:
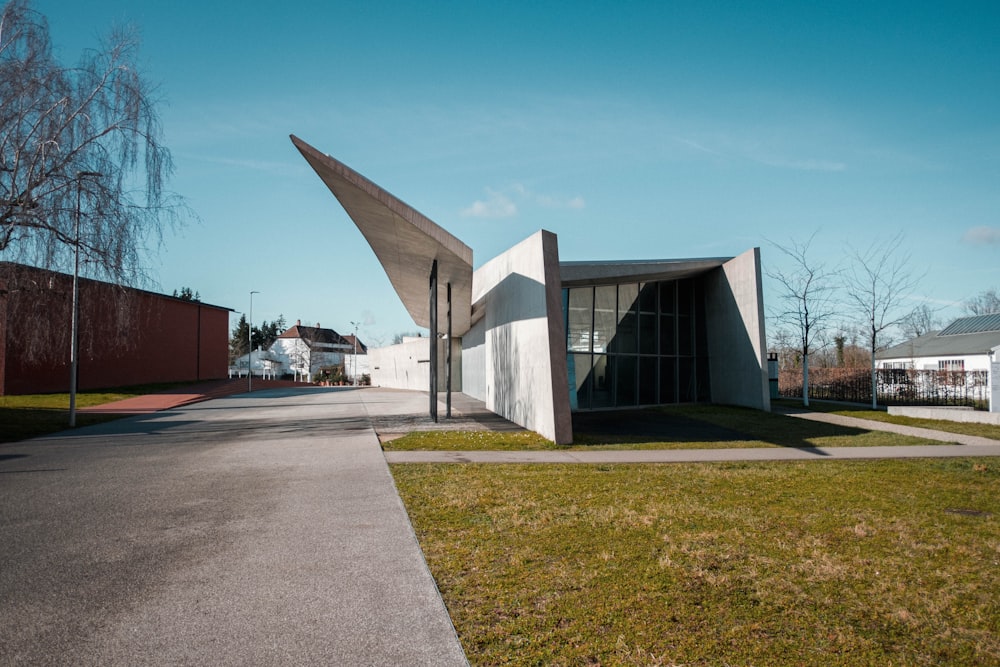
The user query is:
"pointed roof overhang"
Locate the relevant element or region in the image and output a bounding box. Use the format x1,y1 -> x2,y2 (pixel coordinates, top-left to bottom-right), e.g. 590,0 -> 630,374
291,135 -> 473,335
559,257 -> 732,287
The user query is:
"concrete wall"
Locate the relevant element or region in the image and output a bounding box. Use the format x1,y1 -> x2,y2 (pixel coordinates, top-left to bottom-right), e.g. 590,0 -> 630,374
889,405 -> 1000,425
370,336 -> 460,391
461,316 -> 487,401
0,264 -> 230,395
466,230 -> 572,444
704,248 -> 770,411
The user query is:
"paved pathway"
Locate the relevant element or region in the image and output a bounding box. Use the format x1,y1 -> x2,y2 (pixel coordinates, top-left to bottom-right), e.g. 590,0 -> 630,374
775,407 -> 1000,447
1,387 -> 468,666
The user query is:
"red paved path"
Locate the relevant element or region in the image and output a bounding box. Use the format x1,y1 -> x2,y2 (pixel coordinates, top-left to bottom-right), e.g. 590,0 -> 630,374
78,379 -> 310,414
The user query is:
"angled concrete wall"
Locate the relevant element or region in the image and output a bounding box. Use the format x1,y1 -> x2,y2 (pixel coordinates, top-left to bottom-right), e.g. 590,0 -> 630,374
464,230 -> 573,444
704,248 -> 770,411
370,336 -> 460,391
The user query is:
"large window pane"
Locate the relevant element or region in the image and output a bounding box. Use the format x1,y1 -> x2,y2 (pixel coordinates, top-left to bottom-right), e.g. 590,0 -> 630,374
591,354 -> 613,408
639,357 -> 657,404
567,288 -> 593,353
615,355 -> 637,407
678,279 -> 694,317
639,282 -> 657,313
697,356 -> 711,402
659,281 -> 676,314
639,313 -> 657,355
660,357 -> 676,403
660,314 -> 675,355
613,284 -> 638,354
593,286 -> 616,354
679,358 -> 695,402
678,315 -> 693,355
569,353 -> 593,410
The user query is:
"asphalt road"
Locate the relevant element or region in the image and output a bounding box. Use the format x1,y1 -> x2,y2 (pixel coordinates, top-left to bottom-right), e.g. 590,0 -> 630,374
0,387 -> 468,666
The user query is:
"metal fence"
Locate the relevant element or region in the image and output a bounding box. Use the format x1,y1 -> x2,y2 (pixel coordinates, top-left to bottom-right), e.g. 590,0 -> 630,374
778,367 -> 991,409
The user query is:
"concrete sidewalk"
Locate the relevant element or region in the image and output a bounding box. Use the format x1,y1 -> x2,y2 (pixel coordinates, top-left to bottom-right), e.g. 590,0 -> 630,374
1,387 -> 469,666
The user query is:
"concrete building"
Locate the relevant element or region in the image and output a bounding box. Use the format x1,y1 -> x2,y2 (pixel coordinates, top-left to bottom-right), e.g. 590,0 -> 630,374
291,136 -> 769,443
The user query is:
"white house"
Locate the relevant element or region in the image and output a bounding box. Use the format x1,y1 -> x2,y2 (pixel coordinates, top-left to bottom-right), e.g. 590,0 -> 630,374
229,348 -> 280,379
876,313 -> 1000,372
269,321 -> 350,381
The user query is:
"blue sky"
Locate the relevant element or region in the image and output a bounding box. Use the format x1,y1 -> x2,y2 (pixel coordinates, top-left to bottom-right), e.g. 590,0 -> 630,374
34,0 -> 1000,346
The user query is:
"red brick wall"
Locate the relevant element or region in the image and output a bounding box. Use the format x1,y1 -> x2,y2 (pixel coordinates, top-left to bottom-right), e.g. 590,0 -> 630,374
0,264 -> 231,395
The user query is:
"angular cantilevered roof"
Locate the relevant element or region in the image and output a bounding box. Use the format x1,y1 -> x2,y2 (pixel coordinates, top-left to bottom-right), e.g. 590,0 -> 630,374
291,135 -> 473,334
559,257 -> 732,287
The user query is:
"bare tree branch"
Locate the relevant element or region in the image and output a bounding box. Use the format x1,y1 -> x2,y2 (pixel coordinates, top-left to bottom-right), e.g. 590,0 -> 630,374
963,287 -> 1000,316
766,231 -> 839,406
0,0 -> 189,286
842,231 -> 923,409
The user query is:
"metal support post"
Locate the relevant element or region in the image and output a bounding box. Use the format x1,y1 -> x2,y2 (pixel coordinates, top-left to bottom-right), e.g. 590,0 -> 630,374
429,260 -> 438,422
446,281 -> 452,418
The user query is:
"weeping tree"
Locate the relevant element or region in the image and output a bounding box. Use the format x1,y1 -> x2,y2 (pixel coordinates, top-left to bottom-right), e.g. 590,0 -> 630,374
0,0 -> 186,361
767,232 -> 839,407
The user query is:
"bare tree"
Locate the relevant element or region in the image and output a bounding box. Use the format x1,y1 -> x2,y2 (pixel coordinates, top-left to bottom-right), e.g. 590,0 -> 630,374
767,232 -> 839,407
963,288 -> 1000,316
842,232 -> 921,409
899,303 -> 939,340
1,0 -> 185,285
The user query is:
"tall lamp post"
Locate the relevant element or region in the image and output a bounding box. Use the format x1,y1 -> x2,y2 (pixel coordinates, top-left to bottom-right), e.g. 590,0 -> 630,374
69,171 -> 102,427
350,320 -> 359,386
248,290 -> 259,392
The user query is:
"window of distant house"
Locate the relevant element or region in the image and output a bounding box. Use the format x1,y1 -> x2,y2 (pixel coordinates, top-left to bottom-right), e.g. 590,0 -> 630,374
938,359 -> 964,371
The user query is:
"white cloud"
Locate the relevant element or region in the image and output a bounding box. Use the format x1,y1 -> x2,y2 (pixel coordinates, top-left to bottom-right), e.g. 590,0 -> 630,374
463,183 -> 585,218
461,189 -> 517,218
962,226 -> 1000,245
535,192 -> 587,210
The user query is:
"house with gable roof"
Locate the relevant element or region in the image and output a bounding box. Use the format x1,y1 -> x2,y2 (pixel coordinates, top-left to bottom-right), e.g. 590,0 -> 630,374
876,313 -> 1000,372
268,320 -> 353,382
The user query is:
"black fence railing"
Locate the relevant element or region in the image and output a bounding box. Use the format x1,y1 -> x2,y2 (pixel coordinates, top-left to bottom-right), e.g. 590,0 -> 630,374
778,367 -> 990,409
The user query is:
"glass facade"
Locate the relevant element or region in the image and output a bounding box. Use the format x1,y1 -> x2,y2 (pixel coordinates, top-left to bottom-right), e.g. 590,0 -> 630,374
564,278 -> 710,410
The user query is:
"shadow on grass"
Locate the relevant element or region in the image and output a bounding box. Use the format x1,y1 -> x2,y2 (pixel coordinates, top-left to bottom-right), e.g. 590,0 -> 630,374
572,406 -> 878,453
0,407 -> 124,445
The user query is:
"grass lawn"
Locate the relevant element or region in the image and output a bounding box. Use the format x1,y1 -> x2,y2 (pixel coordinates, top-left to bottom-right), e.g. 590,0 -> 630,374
383,404 -> 949,451
393,458 -> 1000,666
775,399 -> 1000,441
0,386 -> 170,443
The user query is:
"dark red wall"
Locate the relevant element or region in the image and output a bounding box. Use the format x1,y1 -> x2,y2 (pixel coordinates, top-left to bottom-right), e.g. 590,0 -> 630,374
0,264 -> 231,395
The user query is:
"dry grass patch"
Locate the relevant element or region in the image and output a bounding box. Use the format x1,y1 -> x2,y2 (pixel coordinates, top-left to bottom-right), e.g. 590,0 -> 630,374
393,458 -> 1000,666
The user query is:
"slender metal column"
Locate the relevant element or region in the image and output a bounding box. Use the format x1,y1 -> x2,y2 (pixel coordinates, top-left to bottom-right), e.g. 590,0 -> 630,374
446,281 -> 452,418
429,260 -> 438,422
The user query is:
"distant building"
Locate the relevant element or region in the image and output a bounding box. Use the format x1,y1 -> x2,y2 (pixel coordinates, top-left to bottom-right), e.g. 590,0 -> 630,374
877,314 -> 1000,371
269,321 -> 353,382
0,262 -> 231,395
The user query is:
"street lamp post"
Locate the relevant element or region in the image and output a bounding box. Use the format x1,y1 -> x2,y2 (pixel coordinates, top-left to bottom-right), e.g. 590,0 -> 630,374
350,320 -> 359,386
69,171 -> 102,428
248,290 -> 259,392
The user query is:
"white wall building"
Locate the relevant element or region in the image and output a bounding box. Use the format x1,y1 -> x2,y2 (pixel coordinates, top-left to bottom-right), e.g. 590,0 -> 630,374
268,321 -> 352,382
876,314 -> 1000,372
